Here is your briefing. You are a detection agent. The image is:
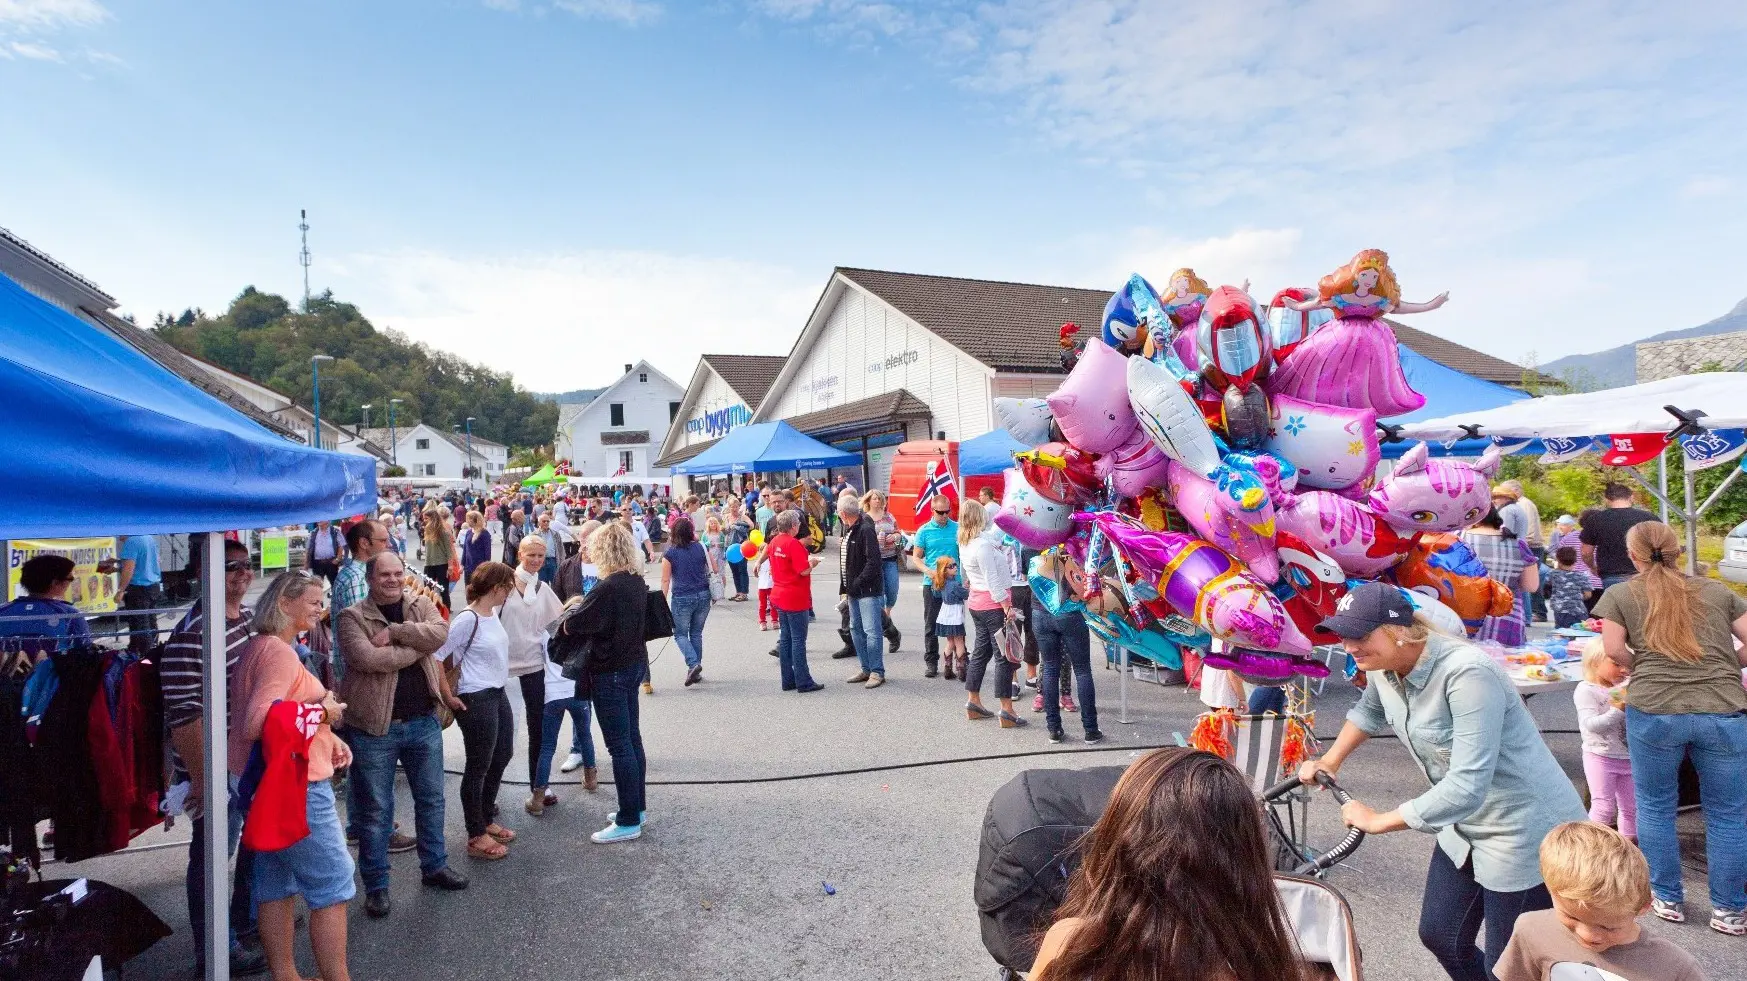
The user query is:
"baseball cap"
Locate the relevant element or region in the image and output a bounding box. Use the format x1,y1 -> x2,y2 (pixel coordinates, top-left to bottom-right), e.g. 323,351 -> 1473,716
1319,582 -> 1416,640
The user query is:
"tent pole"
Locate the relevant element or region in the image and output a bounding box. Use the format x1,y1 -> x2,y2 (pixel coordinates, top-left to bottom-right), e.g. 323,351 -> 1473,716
1118,644 -> 1131,724
1684,468 -> 1699,576
200,532 -> 230,981
1622,469 -> 1676,517
1697,466 -> 1745,518
1657,454 -> 1669,522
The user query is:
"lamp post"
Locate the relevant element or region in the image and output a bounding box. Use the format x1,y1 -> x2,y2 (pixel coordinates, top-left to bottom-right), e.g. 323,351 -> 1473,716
388,398 -> 403,465
360,402 -> 373,432
310,354 -> 334,449
465,416 -> 476,489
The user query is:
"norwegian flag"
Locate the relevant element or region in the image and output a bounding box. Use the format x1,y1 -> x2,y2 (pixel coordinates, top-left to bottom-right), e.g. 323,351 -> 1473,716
914,460 -> 959,517
612,464 -> 628,477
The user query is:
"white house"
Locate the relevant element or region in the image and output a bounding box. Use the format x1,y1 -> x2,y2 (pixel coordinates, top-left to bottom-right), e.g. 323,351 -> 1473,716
358,423 -> 509,484
178,355 -> 392,461
554,361 -> 685,478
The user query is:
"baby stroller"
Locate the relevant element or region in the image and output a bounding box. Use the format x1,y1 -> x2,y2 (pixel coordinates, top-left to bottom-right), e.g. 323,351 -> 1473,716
975,763 -> 1365,980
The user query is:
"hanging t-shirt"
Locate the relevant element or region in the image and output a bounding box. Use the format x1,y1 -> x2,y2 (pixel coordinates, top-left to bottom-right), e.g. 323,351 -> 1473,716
241,700 -> 324,852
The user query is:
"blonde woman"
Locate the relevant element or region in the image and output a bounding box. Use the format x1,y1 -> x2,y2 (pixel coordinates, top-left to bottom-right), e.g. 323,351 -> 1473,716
1300,583 -> 1583,978
459,510 -> 492,581
957,500 -> 1022,726
421,504 -> 456,609
1595,520 -> 1747,933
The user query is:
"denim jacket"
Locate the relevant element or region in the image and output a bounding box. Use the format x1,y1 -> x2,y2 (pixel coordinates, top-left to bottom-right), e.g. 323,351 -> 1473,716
1347,632 -> 1585,892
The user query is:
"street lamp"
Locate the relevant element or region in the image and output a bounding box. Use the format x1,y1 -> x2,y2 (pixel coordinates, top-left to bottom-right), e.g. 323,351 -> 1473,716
465,416 -> 476,488
360,402 -> 373,431
388,398 -> 404,465
310,354 -> 334,449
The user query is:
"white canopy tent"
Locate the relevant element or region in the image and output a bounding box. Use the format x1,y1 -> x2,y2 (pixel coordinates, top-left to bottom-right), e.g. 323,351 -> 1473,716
564,474 -> 673,488
1398,372 -> 1747,574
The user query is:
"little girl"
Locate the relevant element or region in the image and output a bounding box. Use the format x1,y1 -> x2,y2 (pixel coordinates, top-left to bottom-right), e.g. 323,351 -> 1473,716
702,515 -> 729,598
1575,640 -> 1635,840
753,543 -> 775,630
933,556 -> 969,680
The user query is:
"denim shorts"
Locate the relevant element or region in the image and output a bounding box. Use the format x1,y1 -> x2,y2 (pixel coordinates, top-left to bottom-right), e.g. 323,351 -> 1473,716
252,780 -> 356,910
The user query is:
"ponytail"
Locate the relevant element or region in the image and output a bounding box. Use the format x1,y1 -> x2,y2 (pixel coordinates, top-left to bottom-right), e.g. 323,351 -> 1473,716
1625,522 -> 1704,663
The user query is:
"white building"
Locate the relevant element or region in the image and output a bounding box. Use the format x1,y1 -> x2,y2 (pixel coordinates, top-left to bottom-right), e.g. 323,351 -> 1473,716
554,361 -> 686,478
655,354 -> 786,473
358,423 -> 509,484
179,355 -> 391,462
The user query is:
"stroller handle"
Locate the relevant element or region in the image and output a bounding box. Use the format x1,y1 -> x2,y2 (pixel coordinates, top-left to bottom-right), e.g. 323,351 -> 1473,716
1262,771 -> 1367,875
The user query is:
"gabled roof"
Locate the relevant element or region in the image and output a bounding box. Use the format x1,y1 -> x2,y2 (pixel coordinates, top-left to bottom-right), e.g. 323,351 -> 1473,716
565,359 -> 685,427
785,389 -> 931,439
0,225 -> 115,309
360,423 -> 499,460
700,354 -> 786,407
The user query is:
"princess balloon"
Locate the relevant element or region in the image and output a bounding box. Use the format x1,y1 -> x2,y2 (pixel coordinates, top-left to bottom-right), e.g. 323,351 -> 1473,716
1266,249 -> 1447,418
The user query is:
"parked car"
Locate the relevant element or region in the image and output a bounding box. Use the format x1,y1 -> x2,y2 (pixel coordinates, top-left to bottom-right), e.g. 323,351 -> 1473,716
1719,520 -> 1747,584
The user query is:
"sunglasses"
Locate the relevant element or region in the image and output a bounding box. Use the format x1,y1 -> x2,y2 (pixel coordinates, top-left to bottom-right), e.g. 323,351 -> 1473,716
224,560 -> 251,573
933,508 -> 950,515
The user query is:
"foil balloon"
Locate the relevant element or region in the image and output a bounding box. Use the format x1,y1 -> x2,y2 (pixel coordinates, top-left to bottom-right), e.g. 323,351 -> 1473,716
1014,442 -> 1100,506
1047,340 -> 1139,455
1196,285 -> 1272,393
1388,533 -> 1514,635
1203,647 -> 1330,682
1126,354 -> 1222,476
992,467 -> 1076,549
1264,393 -> 1380,491
1366,442 -> 1502,535
1275,489 -> 1417,578
1101,274 -> 1159,356
1085,611 -> 1189,669
1095,425 -> 1172,499
1075,514 -> 1309,655
1220,385 -> 1271,451
1224,451 -> 1296,505
1402,588 -> 1467,638
1266,287 -> 1333,365
1272,531 -> 1349,644
993,397 -> 1057,447
1165,460 -> 1279,584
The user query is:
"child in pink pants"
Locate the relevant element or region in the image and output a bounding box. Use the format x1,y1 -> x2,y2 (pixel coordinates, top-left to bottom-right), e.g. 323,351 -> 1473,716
1575,642 -> 1636,839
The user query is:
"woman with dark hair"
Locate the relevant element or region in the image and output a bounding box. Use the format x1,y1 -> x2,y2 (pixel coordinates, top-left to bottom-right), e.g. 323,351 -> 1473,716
442,561 -> 518,861
1458,507 -> 1539,646
1031,747 -> 1304,981
661,516 -> 713,687
1597,520 -> 1747,935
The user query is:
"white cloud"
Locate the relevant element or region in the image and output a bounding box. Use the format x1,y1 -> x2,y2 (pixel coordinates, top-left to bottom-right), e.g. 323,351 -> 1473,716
0,0 -> 106,29
550,0 -> 663,26
1102,228 -> 1304,296
324,250 -> 820,391
1681,176 -> 1733,199
8,39 -> 59,59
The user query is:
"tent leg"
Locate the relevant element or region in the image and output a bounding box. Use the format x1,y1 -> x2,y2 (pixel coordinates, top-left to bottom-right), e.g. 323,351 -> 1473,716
1684,468 -> 1699,577
201,534 -> 230,981
1119,644 -> 1132,724
1658,454 -> 1669,522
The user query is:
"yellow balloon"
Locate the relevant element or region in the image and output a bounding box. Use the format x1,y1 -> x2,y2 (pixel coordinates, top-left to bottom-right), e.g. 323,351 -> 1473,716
750,530 -> 765,546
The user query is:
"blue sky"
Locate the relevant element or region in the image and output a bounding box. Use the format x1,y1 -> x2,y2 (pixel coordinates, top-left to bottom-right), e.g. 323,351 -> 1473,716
4,0 -> 1746,391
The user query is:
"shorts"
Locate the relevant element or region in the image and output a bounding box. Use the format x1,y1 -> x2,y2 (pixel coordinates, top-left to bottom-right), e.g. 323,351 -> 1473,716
252,780 -> 356,910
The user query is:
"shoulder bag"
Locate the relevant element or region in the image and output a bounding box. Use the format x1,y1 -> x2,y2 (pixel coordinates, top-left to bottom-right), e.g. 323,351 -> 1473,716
644,587 -> 674,641
434,610 -> 478,729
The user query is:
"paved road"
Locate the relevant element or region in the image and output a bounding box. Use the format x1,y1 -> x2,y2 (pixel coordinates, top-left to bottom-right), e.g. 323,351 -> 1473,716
73,548 -> 1746,979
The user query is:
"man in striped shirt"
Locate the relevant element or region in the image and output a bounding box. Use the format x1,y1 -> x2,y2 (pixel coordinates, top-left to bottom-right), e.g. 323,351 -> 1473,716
158,537 -> 267,975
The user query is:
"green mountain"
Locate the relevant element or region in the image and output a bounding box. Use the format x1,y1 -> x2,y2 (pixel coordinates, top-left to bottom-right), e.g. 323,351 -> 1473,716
155,287 -> 558,449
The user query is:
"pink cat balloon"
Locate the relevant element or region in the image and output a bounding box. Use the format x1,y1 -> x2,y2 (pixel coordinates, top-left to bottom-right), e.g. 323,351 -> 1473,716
1046,339 -> 1138,454
1165,459 -> 1280,584
1366,442 -> 1502,535
992,467 -> 1076,549
1079,514 -> 1310,655
1275,489 -> 1418,578
1264,393 -> 1380,491
1094,426 -> 1171,499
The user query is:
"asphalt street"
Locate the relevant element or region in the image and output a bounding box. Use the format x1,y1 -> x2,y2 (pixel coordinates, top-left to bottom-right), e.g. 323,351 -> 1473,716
65,547 -> 1747,980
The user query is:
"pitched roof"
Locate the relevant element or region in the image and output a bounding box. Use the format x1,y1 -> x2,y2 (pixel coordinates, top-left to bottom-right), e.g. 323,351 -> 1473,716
837,267 -> 1104,375
700,354 -> 787,408
654,437 -> 719,468
786,389 -> 932,439
836,266 -> 1547,388
1,226 -> 115,307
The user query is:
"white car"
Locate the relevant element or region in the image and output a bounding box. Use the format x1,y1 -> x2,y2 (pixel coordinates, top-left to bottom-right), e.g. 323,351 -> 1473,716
1719,520 -> 1747,584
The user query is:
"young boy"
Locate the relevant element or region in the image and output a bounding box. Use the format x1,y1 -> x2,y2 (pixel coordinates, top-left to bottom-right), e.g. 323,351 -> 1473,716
1496,822 -> 1707,981
1545,546 -> 1594,629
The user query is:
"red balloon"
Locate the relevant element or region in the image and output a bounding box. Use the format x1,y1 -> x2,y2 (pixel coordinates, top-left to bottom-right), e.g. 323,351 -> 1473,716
1015,442 -> 1101,505
740,541 -> 758,558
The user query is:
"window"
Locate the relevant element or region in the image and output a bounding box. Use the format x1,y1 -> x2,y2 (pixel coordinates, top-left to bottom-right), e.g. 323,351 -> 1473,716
669,401 -> 681,422
618,450 -> 634,473
610,403 -> 625,426
415,438 -> 430,450
639,372 -> 648,383
422,463 -> 437,476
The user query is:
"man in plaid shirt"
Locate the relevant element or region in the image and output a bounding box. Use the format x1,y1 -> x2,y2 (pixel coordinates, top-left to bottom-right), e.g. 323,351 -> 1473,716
330,519 -> 390,681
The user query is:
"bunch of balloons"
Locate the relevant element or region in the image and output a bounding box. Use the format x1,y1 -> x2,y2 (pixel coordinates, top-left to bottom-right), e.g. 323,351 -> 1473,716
992,250 -> 1510,685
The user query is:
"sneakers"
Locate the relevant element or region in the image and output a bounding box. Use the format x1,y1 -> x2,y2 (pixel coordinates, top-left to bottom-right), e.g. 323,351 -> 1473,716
607,810 -> 647,825
560,752 -> 586,774
1023,676 -> 1039,689
1084,729 -> 1105,744
846,671 -> 870,684
865,672 -> 884,689
1712,908 -> 1746,936
684,664 -> 703,687
1652,898 -> 1686,923
1047,728 -> 1065,744
592,821 -> 642,844
1061,694 -> 1077,713
364,889 -> 391,919
1031,693 -> 1044,713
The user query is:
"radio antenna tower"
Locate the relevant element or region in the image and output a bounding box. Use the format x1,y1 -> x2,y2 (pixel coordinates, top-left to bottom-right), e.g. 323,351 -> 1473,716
298,209 -> 312,311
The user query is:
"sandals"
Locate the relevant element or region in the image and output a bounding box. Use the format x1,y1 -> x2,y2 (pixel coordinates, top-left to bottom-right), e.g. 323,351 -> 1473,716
486,824 -> 517,843
966,701 -> 995,720
467,837 -> 508,861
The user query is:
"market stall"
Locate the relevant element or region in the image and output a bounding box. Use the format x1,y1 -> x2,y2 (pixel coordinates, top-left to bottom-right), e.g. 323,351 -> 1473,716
668,421 -> 858,476
0,270 -> 374,981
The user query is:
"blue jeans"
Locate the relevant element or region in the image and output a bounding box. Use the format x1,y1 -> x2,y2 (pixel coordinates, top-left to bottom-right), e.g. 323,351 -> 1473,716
670,589 -> 711,670
252,781 -> 355,910
777,609 -> 816,690
730,559 -> 749,596
539,555 -> 558,585
186,775 -> 255,956
591,665 -> 648,826
534,698 -> 595,787
1248,685 -> 1287,716
346,715 -> 449,892
1627,707 -> 1747,910
1418,846 -> 1551,981
1035,606 -> 1097,734
880,558 -> 901,609
1600,573 -> 1634,590
848,594 -> 886,675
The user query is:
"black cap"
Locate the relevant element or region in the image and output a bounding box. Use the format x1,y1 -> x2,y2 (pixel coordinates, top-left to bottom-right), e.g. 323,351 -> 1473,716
1319,582 -> 1415,640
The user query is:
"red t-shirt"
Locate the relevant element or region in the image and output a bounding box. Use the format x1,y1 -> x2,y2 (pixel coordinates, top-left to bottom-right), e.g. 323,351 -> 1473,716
242,700 -> 323,852
768,533 -> 815,613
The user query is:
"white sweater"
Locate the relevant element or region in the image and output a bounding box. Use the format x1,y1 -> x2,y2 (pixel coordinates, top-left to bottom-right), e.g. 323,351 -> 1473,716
959,533 -> 1014,606
501,568 -> 565,676
1574,681 -> 1630,759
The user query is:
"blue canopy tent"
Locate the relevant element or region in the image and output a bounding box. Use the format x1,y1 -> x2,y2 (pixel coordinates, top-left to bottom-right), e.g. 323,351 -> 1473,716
1378,343 -> 1535,459
959,427 -> 1032,476
0,270 -> 374,979
669,421 -> 858,475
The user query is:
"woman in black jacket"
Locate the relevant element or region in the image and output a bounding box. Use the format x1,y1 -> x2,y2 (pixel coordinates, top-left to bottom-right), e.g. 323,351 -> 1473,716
839,495 -> 887,687
559,521 -> 649,844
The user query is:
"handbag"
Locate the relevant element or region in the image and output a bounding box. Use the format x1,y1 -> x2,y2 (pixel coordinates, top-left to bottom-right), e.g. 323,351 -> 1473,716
447,553 -> 462,584
997,613 -> 1026,666
434,611 -> 479,729
644,588 -> 674,641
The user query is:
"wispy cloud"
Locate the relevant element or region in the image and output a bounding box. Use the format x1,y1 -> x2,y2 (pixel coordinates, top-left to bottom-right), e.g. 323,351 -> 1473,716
550,0 -> 663,26
325,250 -> 818,389
7,39 -> 59,59
0,0 -> 107,30
1681,176 -> 1734,200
